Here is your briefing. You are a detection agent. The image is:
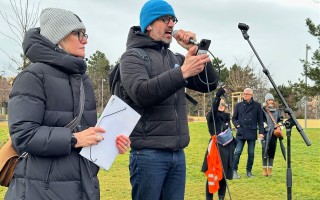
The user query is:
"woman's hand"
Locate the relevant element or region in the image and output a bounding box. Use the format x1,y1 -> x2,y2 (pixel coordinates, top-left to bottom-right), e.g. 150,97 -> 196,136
74,127 -> 105,148
116,135 -> 131,154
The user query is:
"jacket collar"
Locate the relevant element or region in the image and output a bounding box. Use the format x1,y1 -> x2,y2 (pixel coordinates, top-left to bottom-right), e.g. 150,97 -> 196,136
23,28 -> 87,74
126,26 -> 170,50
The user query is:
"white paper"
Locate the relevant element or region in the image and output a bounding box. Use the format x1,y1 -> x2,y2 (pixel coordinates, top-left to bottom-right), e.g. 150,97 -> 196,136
80,95 -> 141,170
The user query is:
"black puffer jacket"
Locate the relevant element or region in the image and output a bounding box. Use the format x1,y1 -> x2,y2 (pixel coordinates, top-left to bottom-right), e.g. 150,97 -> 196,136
5,28 -> 99,200
120,26 -> 218,150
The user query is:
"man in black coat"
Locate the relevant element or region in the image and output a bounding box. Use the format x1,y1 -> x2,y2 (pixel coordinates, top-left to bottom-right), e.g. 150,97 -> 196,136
232,88 -> 264,178
120,0 -> 218,199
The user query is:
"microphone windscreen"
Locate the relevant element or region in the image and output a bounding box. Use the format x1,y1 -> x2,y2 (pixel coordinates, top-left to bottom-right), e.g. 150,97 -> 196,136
238,23 -> 249,31
172,30 -> 178,38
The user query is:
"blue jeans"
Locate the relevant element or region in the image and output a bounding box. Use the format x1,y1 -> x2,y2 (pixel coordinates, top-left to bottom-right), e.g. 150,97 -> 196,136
129,149 -> 186,200
233,139 -> 256,172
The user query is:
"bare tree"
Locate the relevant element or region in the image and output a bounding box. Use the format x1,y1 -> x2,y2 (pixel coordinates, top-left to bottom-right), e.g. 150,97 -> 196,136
0,76 -> 13,113
0,0 -> 40,71
254,70 -> 270,103
226,64 -> 257,92
227,55 -> 271,106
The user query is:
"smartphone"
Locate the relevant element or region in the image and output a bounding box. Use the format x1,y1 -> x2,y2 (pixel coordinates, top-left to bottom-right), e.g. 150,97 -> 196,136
196,39 -> 211,55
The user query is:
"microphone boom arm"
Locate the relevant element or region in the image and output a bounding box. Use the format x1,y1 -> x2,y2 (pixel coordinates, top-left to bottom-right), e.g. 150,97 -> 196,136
238,22 -> 311,200
238,23 -> 311,146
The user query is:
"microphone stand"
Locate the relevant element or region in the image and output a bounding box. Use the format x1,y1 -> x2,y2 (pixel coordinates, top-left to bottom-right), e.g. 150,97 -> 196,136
238,23 -> 311,200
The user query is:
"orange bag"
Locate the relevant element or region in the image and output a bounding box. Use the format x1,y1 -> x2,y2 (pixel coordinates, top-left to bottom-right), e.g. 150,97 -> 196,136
273,125 -> 283,138
0,138 -> 19,187
266,109 -> 283,139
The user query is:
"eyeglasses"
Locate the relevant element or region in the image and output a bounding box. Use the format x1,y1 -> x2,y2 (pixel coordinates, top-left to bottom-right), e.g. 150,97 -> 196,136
157,15 -> 178,25
243,93 -> 252,96
72,30 -> 88,42
219,103 -> 226,107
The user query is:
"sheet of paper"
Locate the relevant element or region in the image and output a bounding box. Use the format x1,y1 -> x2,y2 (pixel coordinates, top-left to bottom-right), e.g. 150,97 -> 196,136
80,95 -> 140,170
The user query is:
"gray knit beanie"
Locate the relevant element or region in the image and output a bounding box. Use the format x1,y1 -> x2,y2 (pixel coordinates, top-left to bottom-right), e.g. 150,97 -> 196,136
40,8 -> 86,44
265,93 -> 274,102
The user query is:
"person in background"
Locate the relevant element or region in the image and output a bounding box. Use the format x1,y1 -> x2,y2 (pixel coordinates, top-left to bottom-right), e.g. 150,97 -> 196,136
202,87 -> 236,200
261,93 -> 283,176
5,8 -> 130,200
120,0 -> 218,199
232,88 -> 264,178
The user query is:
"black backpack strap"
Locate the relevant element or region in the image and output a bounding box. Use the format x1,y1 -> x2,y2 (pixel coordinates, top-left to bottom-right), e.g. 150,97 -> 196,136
130,48 -> 151,76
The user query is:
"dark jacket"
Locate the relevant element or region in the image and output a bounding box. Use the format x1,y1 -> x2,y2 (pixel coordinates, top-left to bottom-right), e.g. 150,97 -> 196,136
5,28 -> 99,200
120,26 -> 218,150
206,97 -> 231,135
202,95 -> 236,179
262,106 -> 283,158
232,98 -> 264,140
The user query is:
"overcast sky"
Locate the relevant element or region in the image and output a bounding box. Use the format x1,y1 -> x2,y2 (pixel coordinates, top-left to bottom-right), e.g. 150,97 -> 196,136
0,0 -> 319,86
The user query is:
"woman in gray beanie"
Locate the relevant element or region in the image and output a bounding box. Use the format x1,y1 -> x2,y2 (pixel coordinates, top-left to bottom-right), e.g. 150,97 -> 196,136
5,8 -> 130,200
261,93 -> 283,176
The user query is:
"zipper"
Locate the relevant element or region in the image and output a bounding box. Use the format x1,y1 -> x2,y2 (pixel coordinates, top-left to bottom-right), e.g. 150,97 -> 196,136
174,92 -> 180,149
142,109 -> 147,139
164,49 -> 180,150
45,158 -> 54,190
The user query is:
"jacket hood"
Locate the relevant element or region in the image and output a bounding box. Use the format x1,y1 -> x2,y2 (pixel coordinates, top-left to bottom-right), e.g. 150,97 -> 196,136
126,26 -> 170,50
23,27 -> 87,74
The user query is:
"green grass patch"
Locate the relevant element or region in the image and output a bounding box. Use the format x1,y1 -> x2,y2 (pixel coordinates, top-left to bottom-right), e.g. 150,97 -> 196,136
1,122 -> 319,199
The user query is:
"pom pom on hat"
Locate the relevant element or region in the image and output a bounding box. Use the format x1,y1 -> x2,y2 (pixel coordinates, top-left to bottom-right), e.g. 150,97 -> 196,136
40,8 -> 86,44
140,0 -> 175,33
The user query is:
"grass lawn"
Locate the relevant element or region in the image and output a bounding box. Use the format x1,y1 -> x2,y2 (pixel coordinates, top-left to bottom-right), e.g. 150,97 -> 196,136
0,122 -> 319,199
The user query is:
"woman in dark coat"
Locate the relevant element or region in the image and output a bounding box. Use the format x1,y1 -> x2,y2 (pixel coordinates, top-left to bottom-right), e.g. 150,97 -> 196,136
5,8 -> 130,200
261,93 -> 283,176
202,87 -> 236,200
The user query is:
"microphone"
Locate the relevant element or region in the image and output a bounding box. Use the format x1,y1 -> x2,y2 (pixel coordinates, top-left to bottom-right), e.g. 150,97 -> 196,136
172,30 -> 198,45
238,23 -> 249,31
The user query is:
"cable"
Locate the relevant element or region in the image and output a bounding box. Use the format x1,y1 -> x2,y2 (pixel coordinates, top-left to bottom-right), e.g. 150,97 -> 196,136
197,49 -> 221,85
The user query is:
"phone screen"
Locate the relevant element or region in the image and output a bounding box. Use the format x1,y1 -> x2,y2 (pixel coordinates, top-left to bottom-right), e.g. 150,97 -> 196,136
196,39 -> 211,55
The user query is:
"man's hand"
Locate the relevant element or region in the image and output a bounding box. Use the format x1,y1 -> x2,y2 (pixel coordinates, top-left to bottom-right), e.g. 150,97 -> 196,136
173,29 -> 196,50
180,46 -> 210,79
259,134 -> 264,140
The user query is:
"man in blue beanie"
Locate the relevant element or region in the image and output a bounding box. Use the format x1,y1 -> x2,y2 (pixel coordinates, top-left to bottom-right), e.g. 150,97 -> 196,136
120,1 -> 218,199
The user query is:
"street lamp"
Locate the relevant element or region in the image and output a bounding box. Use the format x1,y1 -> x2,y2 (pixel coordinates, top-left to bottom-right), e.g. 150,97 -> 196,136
101,78 -> 106,111
304,44 -> 311,129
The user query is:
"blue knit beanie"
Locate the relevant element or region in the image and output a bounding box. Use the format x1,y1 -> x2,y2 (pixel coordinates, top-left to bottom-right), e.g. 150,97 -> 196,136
140,0 -> 175,33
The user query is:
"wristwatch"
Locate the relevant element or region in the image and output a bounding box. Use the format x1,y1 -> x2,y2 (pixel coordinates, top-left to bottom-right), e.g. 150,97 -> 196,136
71,133 -> 77,148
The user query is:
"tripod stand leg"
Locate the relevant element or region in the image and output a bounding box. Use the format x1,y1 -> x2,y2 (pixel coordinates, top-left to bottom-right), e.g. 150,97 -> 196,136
285,119 -> 294,200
